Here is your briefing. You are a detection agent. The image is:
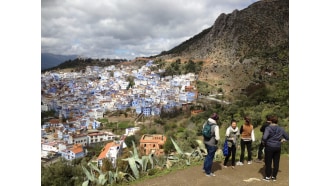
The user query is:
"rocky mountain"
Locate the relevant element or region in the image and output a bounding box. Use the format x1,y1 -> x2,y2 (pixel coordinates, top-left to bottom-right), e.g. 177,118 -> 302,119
155,0 -> 289,99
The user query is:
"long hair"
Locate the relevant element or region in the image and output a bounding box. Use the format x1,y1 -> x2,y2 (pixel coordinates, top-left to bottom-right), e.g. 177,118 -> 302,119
244,116 -> 251,124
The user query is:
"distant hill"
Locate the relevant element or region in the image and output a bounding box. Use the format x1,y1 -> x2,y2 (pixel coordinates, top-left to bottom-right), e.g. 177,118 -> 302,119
41,53 -> 79,71
41,57 -> 128,73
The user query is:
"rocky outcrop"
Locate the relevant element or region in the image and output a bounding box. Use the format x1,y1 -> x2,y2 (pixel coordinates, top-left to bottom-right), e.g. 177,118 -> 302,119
156,0 -> 289,98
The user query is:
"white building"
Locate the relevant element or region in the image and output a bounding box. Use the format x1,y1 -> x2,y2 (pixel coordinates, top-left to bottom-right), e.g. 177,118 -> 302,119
97,141 -> 124,168
125,127 -> 140,136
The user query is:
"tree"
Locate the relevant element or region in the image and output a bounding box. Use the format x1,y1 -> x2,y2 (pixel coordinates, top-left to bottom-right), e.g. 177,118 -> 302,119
124,135 -> 137,148
164,136 -> 175,154
41,158 -> 84,186
185,60 -> 196,73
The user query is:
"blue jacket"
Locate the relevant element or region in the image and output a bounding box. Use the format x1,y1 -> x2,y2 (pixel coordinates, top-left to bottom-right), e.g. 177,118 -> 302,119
262,124 -> 289,148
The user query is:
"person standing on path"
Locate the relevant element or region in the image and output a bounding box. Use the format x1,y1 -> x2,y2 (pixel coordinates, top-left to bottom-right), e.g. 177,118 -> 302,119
262,115 -> 289,182
202,113 -> 220,177
223,119 -> 240,168
237,116 -> 255,165
256,115 -> 271,163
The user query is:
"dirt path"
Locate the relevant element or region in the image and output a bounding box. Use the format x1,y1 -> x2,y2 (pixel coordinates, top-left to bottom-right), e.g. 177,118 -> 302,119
130,155 -> 289,186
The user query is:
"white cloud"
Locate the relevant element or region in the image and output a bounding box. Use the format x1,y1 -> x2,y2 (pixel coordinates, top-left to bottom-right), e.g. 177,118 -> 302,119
41,0 -> 258,59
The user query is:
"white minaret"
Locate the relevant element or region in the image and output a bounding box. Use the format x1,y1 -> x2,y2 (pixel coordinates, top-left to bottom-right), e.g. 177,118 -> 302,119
59,110 -> 62,122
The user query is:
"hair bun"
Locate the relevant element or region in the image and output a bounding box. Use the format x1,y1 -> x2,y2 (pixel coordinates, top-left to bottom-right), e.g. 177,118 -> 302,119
211,113 -> 219,121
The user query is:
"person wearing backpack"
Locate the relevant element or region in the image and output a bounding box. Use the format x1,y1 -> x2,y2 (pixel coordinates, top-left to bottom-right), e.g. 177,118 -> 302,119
237,116 -> 255,166
223,119 -> 240,169
202,113 -> 220,177
262,115 -> 289,182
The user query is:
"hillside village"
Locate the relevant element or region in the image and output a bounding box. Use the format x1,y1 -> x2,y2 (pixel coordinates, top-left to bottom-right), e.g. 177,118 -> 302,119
41,60 -> 199,167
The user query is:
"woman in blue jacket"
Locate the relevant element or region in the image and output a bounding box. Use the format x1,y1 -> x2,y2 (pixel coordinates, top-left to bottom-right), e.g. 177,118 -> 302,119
262,115 -> 289,182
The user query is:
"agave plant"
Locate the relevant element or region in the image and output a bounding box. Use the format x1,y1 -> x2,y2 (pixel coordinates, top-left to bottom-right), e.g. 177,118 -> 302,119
195,139 -> 223,160
122,155 -> 140,179
82,161 -> 136,186
81,162 -> 109,186
121,140 -> 156,179
195,139 -> 207,155
168,137 -> 193,166
167,138 -> 209,167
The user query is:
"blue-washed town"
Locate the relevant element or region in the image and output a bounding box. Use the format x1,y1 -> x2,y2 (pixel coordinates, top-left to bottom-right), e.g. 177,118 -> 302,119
41,60 -> 199,165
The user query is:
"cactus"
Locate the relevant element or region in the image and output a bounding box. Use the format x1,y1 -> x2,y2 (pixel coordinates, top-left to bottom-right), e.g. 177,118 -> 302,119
195,139 -> 207,155
122,156 -> 140,179
82,164 -> 108,186
122,140 -> 160,180
122,140 -> 143,179
82,162 -> 119,186
81,138 -> 210,185
82,165 -> 96,185
166,138 -> 209,167
170,137 -> 184,154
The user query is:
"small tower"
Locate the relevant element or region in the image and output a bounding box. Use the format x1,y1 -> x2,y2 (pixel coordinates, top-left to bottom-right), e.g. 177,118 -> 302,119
59,110 -> 63,122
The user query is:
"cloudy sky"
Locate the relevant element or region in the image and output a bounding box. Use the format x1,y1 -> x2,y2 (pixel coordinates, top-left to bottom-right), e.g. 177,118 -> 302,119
41,0 -> 258,60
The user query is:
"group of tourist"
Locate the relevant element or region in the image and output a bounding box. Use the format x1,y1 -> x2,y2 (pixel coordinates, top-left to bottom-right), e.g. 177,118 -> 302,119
202,113 -> 289,182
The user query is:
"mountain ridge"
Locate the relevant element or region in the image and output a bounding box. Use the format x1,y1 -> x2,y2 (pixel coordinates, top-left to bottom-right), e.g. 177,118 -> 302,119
154,0 -> 289,99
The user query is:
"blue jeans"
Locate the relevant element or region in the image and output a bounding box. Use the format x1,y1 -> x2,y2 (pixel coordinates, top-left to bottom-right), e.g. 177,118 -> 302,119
203,144 -> 218,174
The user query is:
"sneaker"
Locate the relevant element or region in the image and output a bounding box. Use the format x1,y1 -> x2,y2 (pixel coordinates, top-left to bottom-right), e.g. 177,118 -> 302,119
247,161 -> 252,165
263,177 -> 270,182
206,173 -> 216,177
223,165 -> 228,168
236,162 -> 244,166
231,166 -> 235,169
271,176 -> 276,181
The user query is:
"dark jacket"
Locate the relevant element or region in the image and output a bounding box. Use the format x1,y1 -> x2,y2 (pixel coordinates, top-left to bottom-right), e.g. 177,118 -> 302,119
260,121 -> 271,133
262,124 -> 289,148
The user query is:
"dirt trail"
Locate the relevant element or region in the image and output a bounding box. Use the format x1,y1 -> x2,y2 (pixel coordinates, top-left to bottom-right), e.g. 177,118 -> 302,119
130,155 -> 289,186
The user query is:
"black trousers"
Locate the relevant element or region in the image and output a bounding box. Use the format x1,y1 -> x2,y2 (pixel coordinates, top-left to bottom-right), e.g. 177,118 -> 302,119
264,146 -> 281,178
224,145 -> 236,166
240,139 -> 252,162
257,142 -> 265,160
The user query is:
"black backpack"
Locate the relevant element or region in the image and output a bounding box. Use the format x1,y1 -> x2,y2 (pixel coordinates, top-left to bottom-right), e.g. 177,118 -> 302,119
202,121 -> 215,140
